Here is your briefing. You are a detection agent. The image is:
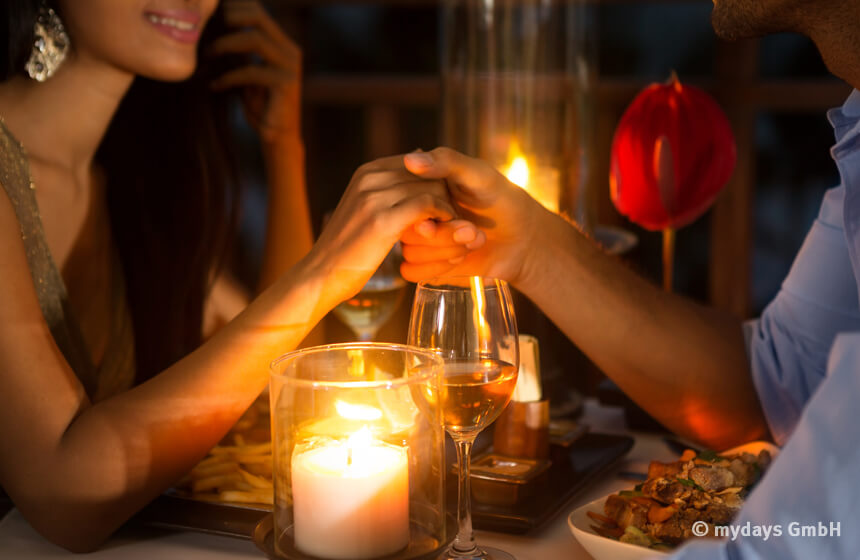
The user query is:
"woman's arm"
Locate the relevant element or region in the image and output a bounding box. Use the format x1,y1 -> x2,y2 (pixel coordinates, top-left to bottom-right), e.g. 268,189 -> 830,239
0,158 -> 465,552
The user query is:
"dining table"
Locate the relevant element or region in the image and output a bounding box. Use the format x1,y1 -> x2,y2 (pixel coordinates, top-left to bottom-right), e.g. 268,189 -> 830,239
0,400 -> 679,560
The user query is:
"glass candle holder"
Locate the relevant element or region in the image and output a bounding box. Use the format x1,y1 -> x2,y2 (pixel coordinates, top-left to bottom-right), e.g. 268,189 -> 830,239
270,343 -> 448,560
441,0 -> 596,229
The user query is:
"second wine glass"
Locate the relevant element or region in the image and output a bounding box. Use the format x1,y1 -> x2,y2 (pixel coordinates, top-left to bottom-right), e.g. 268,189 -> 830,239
408,277 -> 519,560
333,244 -> 407,341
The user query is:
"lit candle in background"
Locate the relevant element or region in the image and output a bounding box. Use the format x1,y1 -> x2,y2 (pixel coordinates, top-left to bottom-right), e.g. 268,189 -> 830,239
291,426 -> 410,559
500,142 -> 561,214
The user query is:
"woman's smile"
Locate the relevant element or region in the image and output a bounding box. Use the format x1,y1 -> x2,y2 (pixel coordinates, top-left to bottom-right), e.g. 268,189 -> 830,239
143,8 -> 202,44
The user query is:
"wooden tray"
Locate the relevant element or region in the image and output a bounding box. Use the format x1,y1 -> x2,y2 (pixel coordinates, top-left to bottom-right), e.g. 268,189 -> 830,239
135,494 -> 270,540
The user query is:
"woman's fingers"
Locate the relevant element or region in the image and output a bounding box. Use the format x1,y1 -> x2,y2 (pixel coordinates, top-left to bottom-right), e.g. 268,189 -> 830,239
401,244 -> 470,265
372,179 -> 450,208
211,65 -> 292,91
387,192 -> 456,227
222,0 -> 296,52
210,30 -> 293,69
353,169 -> 441,194
213,0 -> 302,142
401,219 -> 486,248
338,182 -> 457,241
400,261 -> 462,284
352,157 -> 424,182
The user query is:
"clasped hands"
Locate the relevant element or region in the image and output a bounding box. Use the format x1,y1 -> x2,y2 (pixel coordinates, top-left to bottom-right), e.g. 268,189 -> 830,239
308,147 -> 551,307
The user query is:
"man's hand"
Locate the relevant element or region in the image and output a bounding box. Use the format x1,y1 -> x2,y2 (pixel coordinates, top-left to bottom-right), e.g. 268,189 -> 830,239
399,147 -> 550,285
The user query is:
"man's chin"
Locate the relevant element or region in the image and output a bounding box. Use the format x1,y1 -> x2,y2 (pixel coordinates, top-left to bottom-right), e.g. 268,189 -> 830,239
711,10 -> 762,41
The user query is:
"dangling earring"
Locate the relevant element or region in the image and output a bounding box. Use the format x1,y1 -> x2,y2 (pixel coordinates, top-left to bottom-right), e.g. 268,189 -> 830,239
25,1 -> 70,82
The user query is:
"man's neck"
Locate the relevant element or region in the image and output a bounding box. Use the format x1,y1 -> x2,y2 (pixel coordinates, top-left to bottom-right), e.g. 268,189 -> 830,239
0,52 -> 134,178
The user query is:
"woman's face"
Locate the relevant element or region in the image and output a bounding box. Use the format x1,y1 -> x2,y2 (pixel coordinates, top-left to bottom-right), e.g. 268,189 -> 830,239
56,0 -> 219,81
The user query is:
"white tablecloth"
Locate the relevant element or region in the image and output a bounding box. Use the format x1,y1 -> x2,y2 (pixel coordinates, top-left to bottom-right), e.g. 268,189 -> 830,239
0,402 -> 674,559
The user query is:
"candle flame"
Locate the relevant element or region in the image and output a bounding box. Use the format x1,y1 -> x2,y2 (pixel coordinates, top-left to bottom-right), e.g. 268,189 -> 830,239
499,140 -> 560,214
346,426 -> 374,458
335,400 -> 383,421
505,156 -> 530,189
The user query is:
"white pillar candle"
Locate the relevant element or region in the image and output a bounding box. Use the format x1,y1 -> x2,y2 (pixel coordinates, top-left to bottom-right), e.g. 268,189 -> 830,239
291,428 -> 409,559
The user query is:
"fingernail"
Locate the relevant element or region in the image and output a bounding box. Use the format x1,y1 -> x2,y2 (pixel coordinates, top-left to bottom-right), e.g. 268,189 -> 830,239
452,227 -> 476,244
449,256 -> 465,265
416,220 -> 436,239
405,152 -> 434,170
465,231 -> 486,250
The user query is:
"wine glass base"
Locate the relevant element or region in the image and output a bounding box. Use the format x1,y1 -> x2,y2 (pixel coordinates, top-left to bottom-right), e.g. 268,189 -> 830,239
439,546 -> 516,560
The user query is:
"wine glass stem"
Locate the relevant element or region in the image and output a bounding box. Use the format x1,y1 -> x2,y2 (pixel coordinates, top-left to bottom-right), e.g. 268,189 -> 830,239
451,436 -> 479,556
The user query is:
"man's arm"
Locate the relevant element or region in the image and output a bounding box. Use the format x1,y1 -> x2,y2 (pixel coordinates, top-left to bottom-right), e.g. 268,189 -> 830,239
399,148 -> 769,449
518,209 -> 768,449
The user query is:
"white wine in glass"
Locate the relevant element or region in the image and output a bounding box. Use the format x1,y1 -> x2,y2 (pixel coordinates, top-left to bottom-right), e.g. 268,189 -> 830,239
440,359 -> 518,435
408,277 -> 519,560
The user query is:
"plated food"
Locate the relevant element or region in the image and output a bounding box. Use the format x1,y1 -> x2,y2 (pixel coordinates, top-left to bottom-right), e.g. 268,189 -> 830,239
569,441 -> 776,557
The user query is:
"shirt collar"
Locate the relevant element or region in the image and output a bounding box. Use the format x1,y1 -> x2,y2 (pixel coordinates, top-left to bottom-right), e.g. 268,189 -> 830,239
842,88 -> 860,117
829,89 -> 860,154
829,89 -> 860,304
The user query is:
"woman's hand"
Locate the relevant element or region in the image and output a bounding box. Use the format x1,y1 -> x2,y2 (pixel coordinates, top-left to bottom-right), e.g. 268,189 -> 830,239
211,0 -> 301,143
303,155 -> 481,306
398,147 -> 550,286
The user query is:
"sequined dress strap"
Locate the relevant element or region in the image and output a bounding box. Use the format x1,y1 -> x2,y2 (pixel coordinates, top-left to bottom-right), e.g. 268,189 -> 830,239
0,117 -> 100,397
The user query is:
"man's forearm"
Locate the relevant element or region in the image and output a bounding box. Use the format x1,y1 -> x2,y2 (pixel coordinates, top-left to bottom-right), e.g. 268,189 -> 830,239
518,212 -> 769,448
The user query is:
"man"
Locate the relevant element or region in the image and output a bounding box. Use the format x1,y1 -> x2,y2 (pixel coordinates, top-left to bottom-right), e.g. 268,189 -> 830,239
393,1 -> 860,557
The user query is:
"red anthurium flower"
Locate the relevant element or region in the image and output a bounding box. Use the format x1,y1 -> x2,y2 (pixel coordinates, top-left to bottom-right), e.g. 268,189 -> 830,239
610,73 -> 736,231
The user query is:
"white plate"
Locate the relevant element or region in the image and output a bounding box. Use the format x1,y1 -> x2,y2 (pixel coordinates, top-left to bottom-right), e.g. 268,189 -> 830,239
569,496 -> 669,560
567,441 -> 779,560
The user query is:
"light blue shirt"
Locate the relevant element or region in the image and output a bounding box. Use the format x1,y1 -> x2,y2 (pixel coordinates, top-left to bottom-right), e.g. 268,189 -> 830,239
667,90 -> 860,559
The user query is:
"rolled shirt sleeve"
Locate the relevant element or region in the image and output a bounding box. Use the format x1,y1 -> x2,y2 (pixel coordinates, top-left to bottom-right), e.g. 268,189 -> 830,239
746,187 -> 860,445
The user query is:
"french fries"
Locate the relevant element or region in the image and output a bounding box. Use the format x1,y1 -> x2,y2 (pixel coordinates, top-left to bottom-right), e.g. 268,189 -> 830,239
183,397 -> 274,506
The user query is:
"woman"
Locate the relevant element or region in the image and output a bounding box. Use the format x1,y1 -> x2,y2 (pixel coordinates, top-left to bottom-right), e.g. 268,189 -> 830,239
0,0 -> 476,551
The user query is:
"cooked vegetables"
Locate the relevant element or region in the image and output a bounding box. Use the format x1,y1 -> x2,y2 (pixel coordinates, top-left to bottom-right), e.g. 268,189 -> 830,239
588,447 -> 772,550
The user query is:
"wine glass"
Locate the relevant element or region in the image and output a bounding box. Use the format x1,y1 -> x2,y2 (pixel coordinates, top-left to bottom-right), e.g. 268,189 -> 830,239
333,244 -> 407,341
408,277 -> 519,560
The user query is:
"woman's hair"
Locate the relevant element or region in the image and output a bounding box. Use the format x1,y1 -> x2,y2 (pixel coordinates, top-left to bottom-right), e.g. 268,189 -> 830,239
1,1 -> 38,77
1,1 -> 242,383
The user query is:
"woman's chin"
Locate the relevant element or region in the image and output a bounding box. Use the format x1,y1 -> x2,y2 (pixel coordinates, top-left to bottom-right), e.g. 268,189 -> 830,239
138,58 -> 199,83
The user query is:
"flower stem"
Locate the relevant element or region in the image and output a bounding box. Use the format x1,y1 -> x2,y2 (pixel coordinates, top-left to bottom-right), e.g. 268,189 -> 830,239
663,227 -> 675,293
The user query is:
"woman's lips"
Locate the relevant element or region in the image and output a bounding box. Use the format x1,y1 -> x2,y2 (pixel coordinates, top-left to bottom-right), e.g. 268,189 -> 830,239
144,10 -> 202,44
